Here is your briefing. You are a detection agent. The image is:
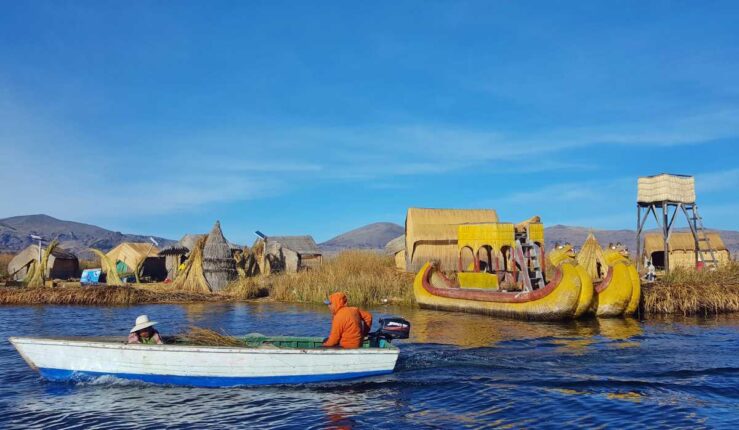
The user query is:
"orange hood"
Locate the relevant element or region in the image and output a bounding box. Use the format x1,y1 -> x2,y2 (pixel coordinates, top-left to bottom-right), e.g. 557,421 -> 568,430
328,292 -> 348,314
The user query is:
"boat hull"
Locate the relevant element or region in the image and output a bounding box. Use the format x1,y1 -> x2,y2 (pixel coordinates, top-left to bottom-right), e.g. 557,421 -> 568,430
413,262 -> 583,320
9,337 -> 399,387
594,263 -> 634,317
573,265 -> 595,318
624,264 -> 641,316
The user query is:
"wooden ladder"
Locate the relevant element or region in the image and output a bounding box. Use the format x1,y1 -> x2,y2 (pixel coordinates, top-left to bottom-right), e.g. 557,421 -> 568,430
513,230 -> 546,292
687,204 -> 719,269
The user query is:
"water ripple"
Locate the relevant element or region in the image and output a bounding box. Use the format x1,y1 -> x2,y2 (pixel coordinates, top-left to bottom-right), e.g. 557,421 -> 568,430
2,304 -> 739,428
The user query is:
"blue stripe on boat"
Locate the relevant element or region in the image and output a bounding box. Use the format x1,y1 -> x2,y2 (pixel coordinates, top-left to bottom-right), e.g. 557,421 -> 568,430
38,368 -> 392,387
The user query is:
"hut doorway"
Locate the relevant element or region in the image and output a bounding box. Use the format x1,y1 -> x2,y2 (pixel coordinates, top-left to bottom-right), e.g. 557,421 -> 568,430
651,251 -> 665,270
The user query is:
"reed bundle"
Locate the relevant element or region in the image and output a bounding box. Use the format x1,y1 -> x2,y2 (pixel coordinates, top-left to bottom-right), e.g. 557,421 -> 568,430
90,248 -> 123,286
134,255 -> 145,284
26,240 -> 59,288
172,236 -> 211,293
178,326 -> 244,347
234,249 -> 246,278
22,261 -> 37,285
642,262 -> 739,315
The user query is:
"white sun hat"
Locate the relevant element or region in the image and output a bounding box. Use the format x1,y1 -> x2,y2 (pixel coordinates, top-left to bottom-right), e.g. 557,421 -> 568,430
130,315 -> 158,333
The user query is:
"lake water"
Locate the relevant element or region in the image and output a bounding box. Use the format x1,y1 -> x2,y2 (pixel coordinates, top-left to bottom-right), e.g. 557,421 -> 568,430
1,302 -> 739,429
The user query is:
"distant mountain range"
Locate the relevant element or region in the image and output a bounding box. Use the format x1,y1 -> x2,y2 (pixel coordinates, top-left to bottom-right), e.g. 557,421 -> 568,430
319,222 -> 404,252
1,215 -> 736,259
0,215 -> 175,257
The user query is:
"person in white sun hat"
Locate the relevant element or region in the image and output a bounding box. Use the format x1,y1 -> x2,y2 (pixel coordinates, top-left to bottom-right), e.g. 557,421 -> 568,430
127,315 -> 163,345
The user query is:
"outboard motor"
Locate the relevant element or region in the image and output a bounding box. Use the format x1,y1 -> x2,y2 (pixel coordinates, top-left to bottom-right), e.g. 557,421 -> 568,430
368,317 -> 411,347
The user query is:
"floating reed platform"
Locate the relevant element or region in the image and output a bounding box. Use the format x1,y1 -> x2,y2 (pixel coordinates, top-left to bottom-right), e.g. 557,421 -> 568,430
0,285 -> 232,306
642,263 -> 739,315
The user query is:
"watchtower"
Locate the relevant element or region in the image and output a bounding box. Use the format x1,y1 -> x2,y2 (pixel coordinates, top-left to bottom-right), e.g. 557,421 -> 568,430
636,174 -> 717,273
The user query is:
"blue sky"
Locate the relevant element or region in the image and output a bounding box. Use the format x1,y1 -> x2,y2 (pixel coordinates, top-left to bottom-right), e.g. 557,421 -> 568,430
1,1 -> 738,243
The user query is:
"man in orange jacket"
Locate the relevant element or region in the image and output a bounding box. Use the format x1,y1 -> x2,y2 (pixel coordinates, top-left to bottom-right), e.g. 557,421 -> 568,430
322,292 -> 373,349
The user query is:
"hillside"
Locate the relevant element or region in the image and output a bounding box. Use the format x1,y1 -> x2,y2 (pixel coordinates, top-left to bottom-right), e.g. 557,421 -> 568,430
0,214 -> 175,257
319,222 -> 404,252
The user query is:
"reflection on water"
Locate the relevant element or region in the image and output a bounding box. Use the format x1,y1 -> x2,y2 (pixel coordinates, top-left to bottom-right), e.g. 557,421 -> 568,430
1,302 -> 739,429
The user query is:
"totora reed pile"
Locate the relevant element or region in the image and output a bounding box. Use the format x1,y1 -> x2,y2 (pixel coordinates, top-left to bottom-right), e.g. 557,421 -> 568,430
172,236 -> 211,293
90,248 -> 124,286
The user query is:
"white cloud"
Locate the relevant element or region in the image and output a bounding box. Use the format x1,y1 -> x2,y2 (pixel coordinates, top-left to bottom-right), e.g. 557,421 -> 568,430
2,78 -> 739,221
696,168 -> 739,193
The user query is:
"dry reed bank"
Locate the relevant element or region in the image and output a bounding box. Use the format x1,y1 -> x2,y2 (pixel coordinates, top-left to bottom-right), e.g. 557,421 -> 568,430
227,251 -> 415,306
642,262 -> 739,315
0,284 -> 231,306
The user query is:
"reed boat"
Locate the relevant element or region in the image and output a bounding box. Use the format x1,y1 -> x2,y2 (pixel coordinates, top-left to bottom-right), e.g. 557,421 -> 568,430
9,333 -> 404,387
573,263 -> 595,318
592,249 -> 641,317
414,242 -> 590,320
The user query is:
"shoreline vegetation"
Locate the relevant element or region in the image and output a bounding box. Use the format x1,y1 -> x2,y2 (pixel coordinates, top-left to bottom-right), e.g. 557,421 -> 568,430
642,263 -> 739,316
1,250 -> 738,316
226,251 -> 416,305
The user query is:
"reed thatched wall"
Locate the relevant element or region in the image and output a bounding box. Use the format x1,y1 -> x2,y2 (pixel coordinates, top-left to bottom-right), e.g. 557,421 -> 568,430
405,208 -> 498,272
394,250 -> 407,271
202,221 -> 237,292
643,232 -> 731,269
637,174 -> 696,204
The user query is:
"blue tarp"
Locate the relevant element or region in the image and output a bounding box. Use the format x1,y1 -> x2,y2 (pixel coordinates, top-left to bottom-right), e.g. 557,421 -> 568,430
80,269 -> 102,284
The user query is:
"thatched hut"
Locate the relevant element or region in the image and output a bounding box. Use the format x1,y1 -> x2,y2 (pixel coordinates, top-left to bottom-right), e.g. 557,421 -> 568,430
404,208 -> 499,273
8,244 -> 79,281
643,232 -> 731,270
576,233 -> 607,280
158,244 -> 190,281
157,234 -> 212,281
253,235 -> 322,274
202,221 -> 237,291
105,242 -> 166,281
385,235 -> 406,271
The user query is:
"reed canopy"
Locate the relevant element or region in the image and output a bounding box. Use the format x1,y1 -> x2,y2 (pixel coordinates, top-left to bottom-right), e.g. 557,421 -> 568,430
637,174 -> 696,204
404,207 -> 498,273
576,233 -> 607,280
643,232 -> 731,270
